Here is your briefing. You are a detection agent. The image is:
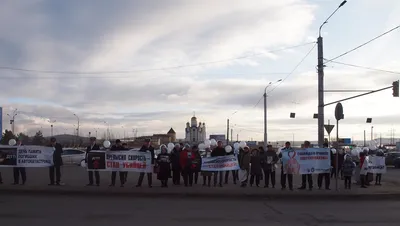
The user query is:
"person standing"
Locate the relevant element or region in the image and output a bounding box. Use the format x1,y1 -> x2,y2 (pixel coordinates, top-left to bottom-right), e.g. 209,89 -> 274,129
212,141 -> 226,187
156,145 -> 171,187
109,139 -> 126,187
13,138 -> 27,185
86,137 -> 100,186
201,147 -> 213,187
180,145 -> 195,187
238,146 -> 251,187
317,143 -> 331,190
48,137 -> 63,186
262,145 -> 278,188
136,138 -> 155,188
192,146 -> 202,184
170,144 -> 181,185
342,155 -> 356,189
249,148 -> 262,187
224,146 -> 237,184
298,141 -> 313,190
279,142 -> 294,190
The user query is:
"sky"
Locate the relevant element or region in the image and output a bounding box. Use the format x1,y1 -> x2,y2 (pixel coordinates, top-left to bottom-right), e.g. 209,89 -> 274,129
0,0 -> 399,143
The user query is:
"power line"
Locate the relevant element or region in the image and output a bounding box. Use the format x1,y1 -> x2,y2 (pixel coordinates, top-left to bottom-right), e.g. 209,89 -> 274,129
325,25 -> 400,63
267,43 -> 317,94
0,72 -> 289,80
329,60 -> 400,75
0,42 -> 316,76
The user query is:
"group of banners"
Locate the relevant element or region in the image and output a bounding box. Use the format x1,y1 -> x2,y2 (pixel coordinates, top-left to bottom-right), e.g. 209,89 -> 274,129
0,146 -> 386,174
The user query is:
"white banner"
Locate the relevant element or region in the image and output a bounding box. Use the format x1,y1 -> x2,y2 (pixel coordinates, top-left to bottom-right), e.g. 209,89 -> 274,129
367,156 -> 386,174
0,145 -> 54,167
87,150 -> 152,173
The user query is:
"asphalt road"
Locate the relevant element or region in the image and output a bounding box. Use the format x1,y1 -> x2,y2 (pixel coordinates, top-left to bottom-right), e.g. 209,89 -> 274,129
1,194 -> 399,226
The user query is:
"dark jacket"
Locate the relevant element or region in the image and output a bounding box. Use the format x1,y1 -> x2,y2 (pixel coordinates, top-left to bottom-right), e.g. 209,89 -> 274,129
139,145 -> 155,164
211,147 -> 226,157
342,160 -> 356,177
110,145 -> 125,151
170,148 -> 181,171
238,151 -> 251,170
85,143 -> 100,162
156,153 -> 171,180
49,143 -> 63,166
250,154 -> 263,176
261,150 -> 279,171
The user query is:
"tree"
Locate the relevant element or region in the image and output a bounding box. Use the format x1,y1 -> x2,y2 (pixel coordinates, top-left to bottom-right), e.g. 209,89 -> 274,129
0,130 -> 16,145
17,132 -> 30,145
32,131 -> 45,146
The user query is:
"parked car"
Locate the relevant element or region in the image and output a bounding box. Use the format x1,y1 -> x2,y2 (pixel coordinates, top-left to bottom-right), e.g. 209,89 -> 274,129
385,152 -> 400,167
62,149 -> 86,166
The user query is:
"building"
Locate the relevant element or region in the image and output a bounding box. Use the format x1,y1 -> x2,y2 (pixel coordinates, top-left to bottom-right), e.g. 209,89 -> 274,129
131,128 -> 176,148
185,115 -> 206,144
209,134 -> 226,145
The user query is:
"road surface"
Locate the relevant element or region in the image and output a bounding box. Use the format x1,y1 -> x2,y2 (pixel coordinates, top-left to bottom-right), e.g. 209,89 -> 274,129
1,194 -> 399,226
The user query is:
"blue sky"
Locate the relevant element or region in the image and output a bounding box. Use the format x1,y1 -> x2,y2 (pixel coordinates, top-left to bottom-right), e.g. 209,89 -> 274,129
0,0 -> 399,142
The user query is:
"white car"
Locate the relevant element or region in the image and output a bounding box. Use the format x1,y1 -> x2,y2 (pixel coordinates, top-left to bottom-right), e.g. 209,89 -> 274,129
62,149 -> 86,166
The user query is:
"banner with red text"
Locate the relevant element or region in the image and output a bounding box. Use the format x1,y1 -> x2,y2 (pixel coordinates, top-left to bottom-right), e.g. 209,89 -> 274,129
201,156 -> 239,171
281,148 -> 331,174
87,150 -> 152,173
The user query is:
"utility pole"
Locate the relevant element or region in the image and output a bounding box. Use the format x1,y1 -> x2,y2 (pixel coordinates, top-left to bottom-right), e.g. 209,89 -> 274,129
363,130 -> 366,147
226,119 -> 230,144
231,128 -> 233,142
317,0 -> 347,147
380,133 -> 382,147
236,134 -> 239,142
263,79 -> 282,151
7,109 -> 18,135
371,126 -> 374,141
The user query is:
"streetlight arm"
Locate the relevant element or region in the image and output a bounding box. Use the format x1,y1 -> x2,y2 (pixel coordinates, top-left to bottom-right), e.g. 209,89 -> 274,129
318,0 -> 347,37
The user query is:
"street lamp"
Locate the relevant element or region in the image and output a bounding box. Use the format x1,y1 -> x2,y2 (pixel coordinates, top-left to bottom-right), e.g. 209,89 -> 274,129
104,121 -> 110,140
317,0 -> 347,147
48,119 -> 56,137
94,128 -> 99,138
264,79 -> 282,150
73,114 -> 80,137
7,109 -> 18,134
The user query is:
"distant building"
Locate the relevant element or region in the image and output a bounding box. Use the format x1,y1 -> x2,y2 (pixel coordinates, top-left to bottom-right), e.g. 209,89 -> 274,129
185,115 -> 206,144
132,128 -> 176,147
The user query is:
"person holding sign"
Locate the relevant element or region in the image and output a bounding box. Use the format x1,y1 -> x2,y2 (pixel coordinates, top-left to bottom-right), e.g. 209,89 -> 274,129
110,139 -> 126,187
156,145 -> 171,187
13,138 -> 27,185
180,145 -> 195,187
262,145 -> 278,188
279,142 -> 294,190
238,146 -> 251,187
48,137 -> 63,186
212,141 -> 226,187
317,143 -> 331,190
298,141 -> 314,190
136,138 -> 155,188
86,137 -> 100,186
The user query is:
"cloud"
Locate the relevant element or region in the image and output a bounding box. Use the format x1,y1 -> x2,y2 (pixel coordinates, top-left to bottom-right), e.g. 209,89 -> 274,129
1,0 -> 399,142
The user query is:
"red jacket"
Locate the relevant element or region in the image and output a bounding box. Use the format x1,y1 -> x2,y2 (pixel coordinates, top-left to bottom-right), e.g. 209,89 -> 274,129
180,150 -> 195,169
360,156 -> 366,169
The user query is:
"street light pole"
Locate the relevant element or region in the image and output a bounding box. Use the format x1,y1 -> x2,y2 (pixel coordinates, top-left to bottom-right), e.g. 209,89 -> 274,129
317,0 -> 347,147
263,79 -> 282,151
73,114 -> 80,137
7,109 -> 18,134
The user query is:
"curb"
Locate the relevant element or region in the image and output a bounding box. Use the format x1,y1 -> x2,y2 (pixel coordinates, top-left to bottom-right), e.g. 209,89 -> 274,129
2,188 -> 400,201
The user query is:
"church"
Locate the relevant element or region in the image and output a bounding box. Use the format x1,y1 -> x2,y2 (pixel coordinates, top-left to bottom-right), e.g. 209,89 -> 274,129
185,114 -> 206,144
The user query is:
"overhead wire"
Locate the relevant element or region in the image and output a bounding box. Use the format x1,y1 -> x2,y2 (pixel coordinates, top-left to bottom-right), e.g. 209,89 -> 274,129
328,60 -> 400,75
324,25 -> 400,63
0,42 -> 316,77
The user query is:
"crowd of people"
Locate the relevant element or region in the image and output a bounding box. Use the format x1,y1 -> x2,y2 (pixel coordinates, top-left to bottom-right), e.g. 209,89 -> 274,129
0,137 -> 384,191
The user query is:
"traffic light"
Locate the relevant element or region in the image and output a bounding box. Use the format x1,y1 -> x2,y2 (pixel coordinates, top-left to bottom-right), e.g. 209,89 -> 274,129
393,80 -> 399,97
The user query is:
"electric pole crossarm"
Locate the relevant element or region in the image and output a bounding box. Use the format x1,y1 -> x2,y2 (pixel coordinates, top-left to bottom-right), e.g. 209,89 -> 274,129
324,85 -> 393,107
324,90 -> 374,92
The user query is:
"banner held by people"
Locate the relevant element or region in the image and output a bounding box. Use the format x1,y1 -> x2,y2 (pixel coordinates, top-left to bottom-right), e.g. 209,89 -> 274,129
201,156 -> 240,171
87,150 -> 152,173
367,156 -> 386,174
0,146 -> 53,167
281,148 -> 331,174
